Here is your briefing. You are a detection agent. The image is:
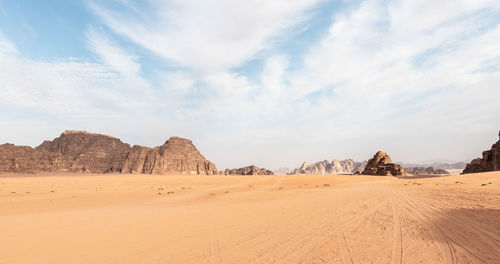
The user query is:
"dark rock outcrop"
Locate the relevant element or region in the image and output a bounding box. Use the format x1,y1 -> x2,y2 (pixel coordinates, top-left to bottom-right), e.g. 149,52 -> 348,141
405,167 -> 449,175
0,130 -> 217,175
36,130 -> 130,173
224,165 -> 273,175
362,151 -> 405,176
288,159 -> 367,175
0,144 -> 69,173
463,130 -> 500,174
121,145 -> 151,174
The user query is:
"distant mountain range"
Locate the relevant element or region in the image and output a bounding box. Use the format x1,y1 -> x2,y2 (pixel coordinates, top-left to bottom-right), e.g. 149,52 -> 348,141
275,160 -> 467,175
287,159 -> 367,175
398,162 -> 466,170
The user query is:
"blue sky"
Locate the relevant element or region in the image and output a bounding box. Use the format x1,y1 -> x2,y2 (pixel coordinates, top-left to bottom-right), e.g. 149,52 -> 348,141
1,0 -> 500,170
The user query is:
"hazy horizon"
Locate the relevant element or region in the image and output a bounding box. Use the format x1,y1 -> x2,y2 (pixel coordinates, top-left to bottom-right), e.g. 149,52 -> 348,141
1,0 -> 499,170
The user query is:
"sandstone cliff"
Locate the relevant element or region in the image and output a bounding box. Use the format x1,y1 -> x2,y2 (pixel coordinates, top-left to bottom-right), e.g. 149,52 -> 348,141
463,130 -> 500,174
36,130 -> 130,173
288,159 -> 367,175
1,130 -> 217,175
225,165 -> 273,175
0,143 -> 68,173
141,137 -> 218,175
362,151 -> 405,176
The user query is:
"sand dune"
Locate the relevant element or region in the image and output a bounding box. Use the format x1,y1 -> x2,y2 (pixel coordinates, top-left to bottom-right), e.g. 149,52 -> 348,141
1,172 -> 499,263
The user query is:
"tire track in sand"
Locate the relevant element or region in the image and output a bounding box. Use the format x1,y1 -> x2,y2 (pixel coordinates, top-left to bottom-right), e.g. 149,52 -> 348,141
390,199 -> 403,264
398,192 -> 458,264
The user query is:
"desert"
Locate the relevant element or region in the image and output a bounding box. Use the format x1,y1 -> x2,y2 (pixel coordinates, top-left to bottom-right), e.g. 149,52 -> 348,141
1,172 -> 499,263
2,1 -> 500,263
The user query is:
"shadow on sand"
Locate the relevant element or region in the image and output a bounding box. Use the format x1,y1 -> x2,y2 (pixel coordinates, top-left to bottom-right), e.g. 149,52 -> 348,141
423,208 -> 500,263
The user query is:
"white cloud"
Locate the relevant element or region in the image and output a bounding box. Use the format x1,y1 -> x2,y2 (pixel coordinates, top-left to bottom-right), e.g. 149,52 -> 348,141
86,26 -> 141,77
1,0 -> 500,169
88,0 -> 324,71
0,30 -> 154,115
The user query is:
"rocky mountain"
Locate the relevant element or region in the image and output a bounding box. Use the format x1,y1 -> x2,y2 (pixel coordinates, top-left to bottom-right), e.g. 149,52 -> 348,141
405,167 -> 449,175
140,137 -> 218,175
224,165 -> 273,175
36,130 -> 130,173
463,130 -> 500,174
399,161 -> 466,171
362,151 -> 405,176
0,130 -> 217,175
273,167 -> 292,175
288,159 -> 367,175
0,143 -> 67,173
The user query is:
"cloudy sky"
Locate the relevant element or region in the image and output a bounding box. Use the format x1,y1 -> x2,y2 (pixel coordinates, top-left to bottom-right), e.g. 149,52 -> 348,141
0,0 -> 499,170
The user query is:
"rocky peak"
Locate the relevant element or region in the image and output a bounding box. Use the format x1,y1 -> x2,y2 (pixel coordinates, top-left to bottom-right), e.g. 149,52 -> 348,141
289,159 -> 367,175
141,136 -> 217,175
362,151 -> 405,176
300,161 -> 308,170
463,130 -> 500,174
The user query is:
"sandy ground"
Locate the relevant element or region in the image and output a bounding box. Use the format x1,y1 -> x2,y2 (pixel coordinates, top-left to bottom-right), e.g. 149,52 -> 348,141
1,172 -> 499,264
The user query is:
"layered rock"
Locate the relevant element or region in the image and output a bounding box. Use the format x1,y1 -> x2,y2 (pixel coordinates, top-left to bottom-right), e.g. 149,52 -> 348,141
405,167 -> 449,175
141,137 -> 218,175
121,145 -> 151,174
224,165 -> 273,175
36,130 -> 131,173
1,130 -> 217,175
362,151 -> 405,176
463,130 -> 500,174
0,144 -> 69,173
288,159 -> 367,175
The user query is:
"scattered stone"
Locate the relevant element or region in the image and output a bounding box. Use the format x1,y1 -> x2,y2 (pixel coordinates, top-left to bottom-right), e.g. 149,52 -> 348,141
362,151 -> 405,176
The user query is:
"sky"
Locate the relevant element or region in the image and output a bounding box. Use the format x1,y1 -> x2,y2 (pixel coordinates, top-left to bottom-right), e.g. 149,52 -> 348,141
0,0 -> 500,170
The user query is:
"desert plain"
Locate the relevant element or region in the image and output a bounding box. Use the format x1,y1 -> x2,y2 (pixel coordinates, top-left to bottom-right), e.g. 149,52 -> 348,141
1,172 -> 499,264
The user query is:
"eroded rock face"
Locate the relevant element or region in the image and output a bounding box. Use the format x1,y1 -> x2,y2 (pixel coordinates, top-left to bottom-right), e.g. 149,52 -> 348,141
288,159 -> 367,175
463,130 -> 500,174
405,167 -> 449,175
36,130 -> 131,173
142,137 -> 218,175
362,151 -> 405,176
121,145 -> 151,174
1,130 -> 217,175
224,165 -> 273,175
0,144 -> 69,173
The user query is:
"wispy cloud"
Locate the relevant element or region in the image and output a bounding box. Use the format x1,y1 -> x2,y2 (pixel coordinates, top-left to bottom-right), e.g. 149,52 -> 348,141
0,0 -> 499,169
87,0 -> 325,71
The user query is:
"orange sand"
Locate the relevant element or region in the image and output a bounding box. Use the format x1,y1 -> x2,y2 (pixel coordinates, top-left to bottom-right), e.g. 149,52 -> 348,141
1,172 -> 499,263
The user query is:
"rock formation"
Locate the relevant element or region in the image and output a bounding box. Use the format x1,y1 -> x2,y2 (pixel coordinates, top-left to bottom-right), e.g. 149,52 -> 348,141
405,167 -> 449,175
273,167 -> 292,175
399,162 -> 466,171
362,151 -> 405,176
0,130 -> 217,175
141,137 -> 218,175
224,165 -> 273,175
0,144 -> 68,173
288,159 -> 367,175
36,130 -> 131,173
463,130 -> 500,174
